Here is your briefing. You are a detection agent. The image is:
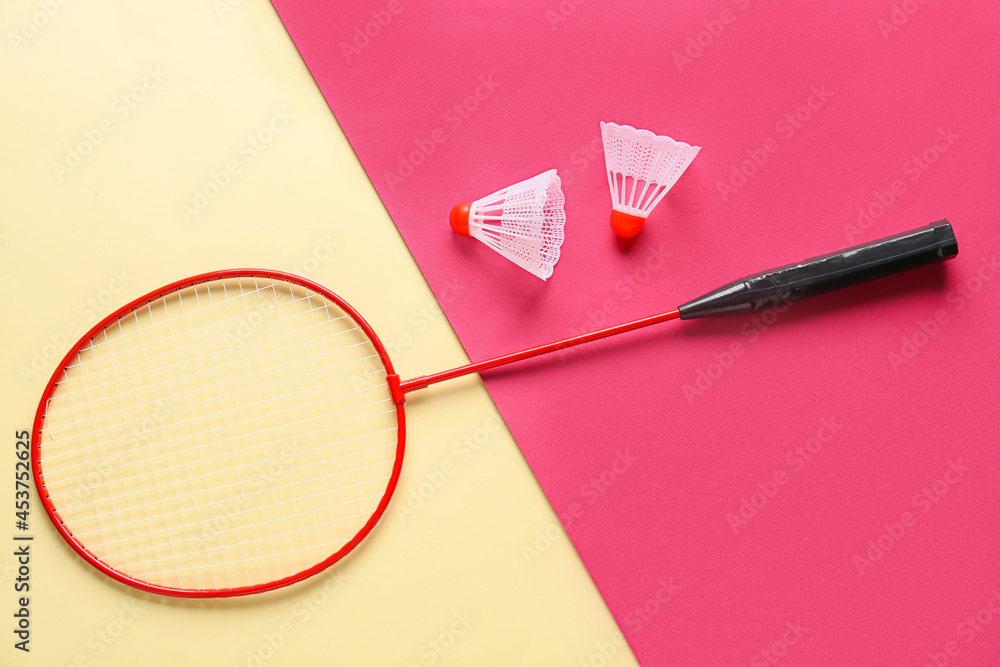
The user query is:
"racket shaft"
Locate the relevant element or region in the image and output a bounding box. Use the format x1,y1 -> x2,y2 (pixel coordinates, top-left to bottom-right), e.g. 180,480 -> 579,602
400,308 -> 681,392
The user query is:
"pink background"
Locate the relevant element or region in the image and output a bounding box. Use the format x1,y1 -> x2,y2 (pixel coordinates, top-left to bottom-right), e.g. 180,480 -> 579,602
270,1 -> 1000,664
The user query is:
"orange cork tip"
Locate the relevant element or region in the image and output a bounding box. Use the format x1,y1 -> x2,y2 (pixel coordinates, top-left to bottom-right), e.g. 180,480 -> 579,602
449,202 -> 472,236
610,210 -> 646,238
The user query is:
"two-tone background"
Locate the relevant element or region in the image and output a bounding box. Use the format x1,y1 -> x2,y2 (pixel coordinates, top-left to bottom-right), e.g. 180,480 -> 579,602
4,1 -> 1000,666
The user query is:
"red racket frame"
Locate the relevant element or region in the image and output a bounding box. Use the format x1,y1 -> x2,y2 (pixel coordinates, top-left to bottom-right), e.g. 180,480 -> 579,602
32,269 -> 407,598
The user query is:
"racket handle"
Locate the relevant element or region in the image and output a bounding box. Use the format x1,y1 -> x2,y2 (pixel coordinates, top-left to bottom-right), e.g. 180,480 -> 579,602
678,220 -> 959,319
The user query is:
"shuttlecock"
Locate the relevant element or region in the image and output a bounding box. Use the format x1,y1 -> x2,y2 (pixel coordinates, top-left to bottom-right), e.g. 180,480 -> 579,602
449,169 -> 566,280
600,121 -> 701,238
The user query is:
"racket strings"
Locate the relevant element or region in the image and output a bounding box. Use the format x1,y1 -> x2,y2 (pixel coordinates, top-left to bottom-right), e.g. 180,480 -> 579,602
43,298 -> 370,419
157,278 -> 319,588
65,281 -> 327,358
43,342 -> 380,430
70,444 -> 398,542
114,489 -> 391,577
42,369 -> 390,471
37,277 -> 399,592
45,402 -> 396,489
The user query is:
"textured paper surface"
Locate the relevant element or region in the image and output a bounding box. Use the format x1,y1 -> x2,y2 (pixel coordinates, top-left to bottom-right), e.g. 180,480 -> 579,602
269,0 -> 1000,664
0,1 -> 634,665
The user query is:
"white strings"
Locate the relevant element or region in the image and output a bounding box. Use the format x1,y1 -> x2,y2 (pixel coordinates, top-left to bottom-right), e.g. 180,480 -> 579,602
36,277 -> 399,592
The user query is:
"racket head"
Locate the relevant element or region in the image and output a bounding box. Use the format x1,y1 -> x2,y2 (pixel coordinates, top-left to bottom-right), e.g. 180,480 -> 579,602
32,270 -> 405,598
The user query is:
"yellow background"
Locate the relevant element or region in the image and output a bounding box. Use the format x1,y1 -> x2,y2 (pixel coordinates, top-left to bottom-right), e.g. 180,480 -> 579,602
0,0 -> 637,665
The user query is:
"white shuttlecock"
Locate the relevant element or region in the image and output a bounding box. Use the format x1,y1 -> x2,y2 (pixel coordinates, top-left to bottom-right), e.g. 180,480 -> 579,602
449,169 -> 566,280
600,121 -> 701,238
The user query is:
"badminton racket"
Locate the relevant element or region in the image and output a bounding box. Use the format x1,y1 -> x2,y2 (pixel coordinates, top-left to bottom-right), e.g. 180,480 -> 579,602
32,221 -> 957,597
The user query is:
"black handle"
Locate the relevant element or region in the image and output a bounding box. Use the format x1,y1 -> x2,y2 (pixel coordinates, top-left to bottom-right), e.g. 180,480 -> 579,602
678,221 -> 958,319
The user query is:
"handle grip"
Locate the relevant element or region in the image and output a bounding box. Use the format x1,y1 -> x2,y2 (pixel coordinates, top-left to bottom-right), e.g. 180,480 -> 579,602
678,220 -> 958,319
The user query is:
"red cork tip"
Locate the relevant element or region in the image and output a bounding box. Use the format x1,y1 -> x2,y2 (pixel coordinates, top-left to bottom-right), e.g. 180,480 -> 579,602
449,202 -> 472,236
610,210 -> 646,238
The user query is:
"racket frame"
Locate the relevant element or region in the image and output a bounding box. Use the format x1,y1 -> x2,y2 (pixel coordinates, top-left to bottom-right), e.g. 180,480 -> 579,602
32,269 -> 407,598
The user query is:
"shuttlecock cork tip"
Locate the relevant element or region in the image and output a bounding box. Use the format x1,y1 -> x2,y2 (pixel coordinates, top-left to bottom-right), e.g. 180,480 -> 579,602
610,210 -> 646,238
449,201 -> 472,236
